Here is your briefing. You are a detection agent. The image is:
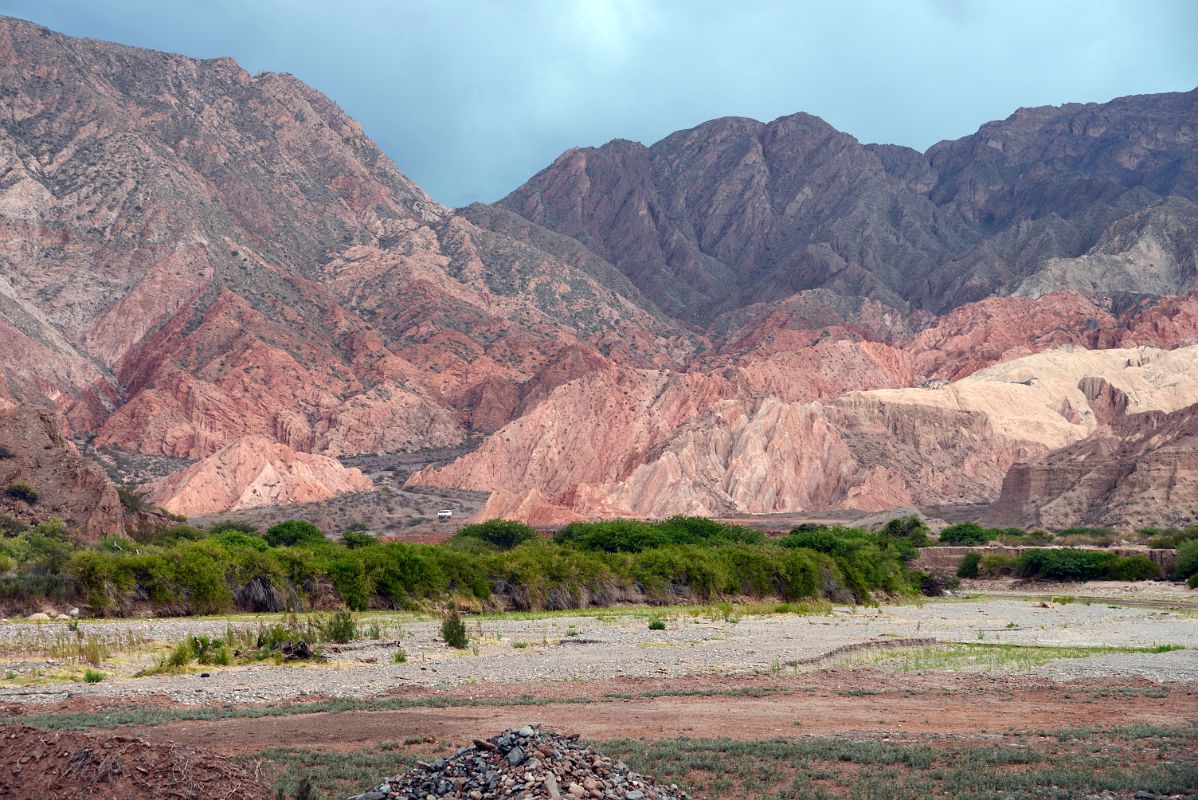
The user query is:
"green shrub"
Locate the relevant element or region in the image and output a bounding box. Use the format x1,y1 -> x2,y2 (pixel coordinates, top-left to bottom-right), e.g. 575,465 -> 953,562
1015,549 -> 1158,582
4,514 -> 920,616
208,520 -> 260,536
1054,527 -> 1118,547
340,530 -> 378,549
393,647 -> 407,663
1109,555 -> 1159,581
265,520 -> 327,547
779,526 -> 908,601
648,617 -> 666,630
4,482 -> 39,505
83,669 -> 104,683
440,607 -> 469,649
916,571 -> 959,596
978,553 -> 1018,577
938,523 -> 995,546
1146,526 -> 1198,550
161,639 -> 196,670
556,516 -> 761,553
117,484 -> 152,513
170,543 -> 233,614
556,519 -> 667,552
1016,549 -> 1119,581
211,530 -> 269,552
956,552 -> 981,578
321,610 -> 357,643
878,516 -> 932,548
1175,539 -> 1198,581
452,519 -> 536,550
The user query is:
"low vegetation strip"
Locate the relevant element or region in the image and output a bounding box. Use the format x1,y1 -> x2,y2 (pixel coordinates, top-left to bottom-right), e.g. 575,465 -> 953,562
0,517 -> 922,619
2,515 -> 1193,622
783,637 -> 938,667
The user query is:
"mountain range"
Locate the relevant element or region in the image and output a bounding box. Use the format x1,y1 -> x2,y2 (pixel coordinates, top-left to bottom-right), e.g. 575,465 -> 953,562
1,16 -> 1196,536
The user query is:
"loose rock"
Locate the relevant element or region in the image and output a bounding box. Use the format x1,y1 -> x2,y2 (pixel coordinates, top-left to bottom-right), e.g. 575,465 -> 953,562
347,725 -> 690,800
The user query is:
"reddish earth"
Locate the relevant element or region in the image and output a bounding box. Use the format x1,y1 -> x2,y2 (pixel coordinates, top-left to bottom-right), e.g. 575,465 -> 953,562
113,670 -> 1196,755
0,724 -> 267,799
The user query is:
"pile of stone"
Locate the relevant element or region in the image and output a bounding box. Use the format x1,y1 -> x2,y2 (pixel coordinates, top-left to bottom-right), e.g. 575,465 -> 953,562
348,725 -> 690,800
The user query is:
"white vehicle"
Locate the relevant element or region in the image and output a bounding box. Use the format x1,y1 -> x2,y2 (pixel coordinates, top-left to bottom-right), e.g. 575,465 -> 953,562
437,509 -> 453,519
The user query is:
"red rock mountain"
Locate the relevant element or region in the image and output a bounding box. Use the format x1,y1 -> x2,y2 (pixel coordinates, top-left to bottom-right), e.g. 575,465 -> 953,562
2,17 -> 1198,527
0,16 -> 682,463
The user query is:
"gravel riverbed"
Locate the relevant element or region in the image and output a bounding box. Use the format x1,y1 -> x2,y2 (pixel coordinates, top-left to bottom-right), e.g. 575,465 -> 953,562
1,589 -> 1195,707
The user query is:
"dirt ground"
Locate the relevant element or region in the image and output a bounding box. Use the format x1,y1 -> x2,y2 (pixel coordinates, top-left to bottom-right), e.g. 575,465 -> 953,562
99,669 -> 1196,756
0,724 -> 267,799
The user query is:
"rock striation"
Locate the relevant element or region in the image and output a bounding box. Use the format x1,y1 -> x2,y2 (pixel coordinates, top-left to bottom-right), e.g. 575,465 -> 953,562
0,16 -> 682,461
415,345 -> 1198,523
987,402 -> 1198,531
149,435 -> 375,516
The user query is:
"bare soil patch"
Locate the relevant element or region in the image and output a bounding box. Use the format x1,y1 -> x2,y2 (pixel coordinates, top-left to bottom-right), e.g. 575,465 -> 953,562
0,724 -> 267,799
124,670 -> 1196,756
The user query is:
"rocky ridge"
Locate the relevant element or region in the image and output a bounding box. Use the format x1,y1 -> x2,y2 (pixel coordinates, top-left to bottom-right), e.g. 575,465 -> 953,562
502,88 -> 1198,320
988,401 -> 1198,530
3,17 -> 1198,525
0,16 -> 683,463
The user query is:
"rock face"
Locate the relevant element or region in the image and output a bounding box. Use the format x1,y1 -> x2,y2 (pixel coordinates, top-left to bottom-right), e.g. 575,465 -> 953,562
0,374 -> 125,540
415,345 -> 1198,523
149,435 -> 375,516
988,402 -> 1198,531
502,88 -> 1198,320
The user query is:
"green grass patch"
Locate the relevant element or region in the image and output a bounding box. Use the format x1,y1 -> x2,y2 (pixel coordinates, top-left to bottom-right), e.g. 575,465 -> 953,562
841,642 -> 1186,673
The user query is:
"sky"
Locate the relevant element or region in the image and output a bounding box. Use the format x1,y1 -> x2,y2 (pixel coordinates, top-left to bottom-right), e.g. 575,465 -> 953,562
2,1 -> 1196,207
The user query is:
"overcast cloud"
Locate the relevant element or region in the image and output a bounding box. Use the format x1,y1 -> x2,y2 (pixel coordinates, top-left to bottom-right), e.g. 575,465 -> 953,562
2,0 -> 1196,206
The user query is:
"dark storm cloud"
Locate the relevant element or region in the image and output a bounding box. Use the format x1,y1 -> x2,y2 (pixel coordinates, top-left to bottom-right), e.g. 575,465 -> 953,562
2,0 -> 1196,206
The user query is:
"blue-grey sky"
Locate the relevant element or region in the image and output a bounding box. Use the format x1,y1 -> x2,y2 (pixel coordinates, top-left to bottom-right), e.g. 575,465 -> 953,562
3,1 -> 1196,207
